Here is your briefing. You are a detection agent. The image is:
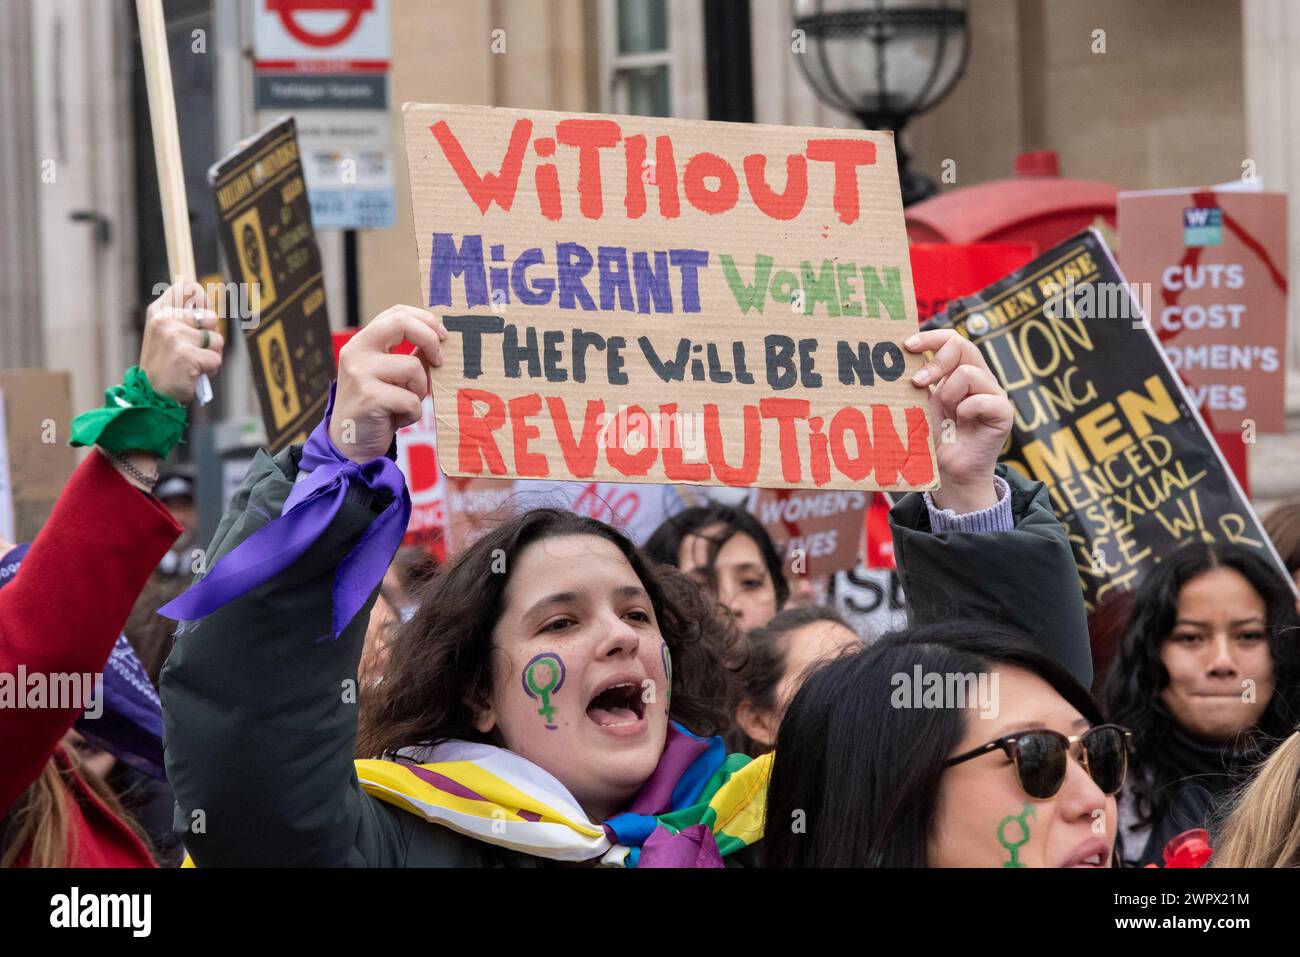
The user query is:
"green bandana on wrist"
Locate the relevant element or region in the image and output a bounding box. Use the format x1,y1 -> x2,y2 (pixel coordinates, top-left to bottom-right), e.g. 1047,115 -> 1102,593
69,365 -> 188,459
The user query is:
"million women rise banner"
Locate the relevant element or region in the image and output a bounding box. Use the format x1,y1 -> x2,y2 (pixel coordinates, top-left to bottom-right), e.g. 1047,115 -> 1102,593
401,103 -> 937,491
210,117 -> 336,452
924,230 -> 1290,613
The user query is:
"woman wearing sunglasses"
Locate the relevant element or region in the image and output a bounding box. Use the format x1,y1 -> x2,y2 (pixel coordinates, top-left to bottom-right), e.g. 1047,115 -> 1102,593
763,622 -> 1130,867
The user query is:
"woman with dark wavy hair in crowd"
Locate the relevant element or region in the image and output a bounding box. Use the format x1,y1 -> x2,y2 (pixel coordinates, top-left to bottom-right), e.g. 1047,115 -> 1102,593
644,501 -> 790,634
1102,541 -> 1300,866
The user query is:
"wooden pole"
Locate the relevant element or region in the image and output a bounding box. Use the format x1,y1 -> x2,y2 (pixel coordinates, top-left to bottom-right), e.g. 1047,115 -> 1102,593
135,0 -> 212,405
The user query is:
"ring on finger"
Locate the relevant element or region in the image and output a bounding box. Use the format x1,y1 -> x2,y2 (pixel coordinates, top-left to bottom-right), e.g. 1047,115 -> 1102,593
201,330 -> 211,350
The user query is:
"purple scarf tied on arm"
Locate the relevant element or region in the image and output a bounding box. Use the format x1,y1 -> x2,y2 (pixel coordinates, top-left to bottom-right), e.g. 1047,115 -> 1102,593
160,383 -> 411,639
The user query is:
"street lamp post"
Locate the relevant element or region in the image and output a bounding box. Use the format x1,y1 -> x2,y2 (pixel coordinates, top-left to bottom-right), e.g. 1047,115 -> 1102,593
792,0 -> 970,205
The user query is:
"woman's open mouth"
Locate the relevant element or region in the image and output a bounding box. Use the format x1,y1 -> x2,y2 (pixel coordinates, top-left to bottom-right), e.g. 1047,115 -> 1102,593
586,677 -> 646,734
1061,837 -> 1111,868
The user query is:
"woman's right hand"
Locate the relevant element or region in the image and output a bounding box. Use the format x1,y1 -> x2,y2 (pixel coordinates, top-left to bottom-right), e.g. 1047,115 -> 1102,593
904,328 -> 1013,513
139,282 -> 224,404
329,306 -> 447,463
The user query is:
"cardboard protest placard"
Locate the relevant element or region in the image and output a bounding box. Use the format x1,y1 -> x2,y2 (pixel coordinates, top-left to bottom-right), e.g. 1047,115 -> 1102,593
1117,188 -> 1288,434
210,117 -> 335,452
402,103 -> 936,492
923,230 -> 1290,613
0,370 -> 76,542
753,487 -> 868,577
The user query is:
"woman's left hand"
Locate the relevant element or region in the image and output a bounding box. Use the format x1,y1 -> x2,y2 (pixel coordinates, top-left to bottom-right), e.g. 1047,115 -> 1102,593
905,328 -> 1013,514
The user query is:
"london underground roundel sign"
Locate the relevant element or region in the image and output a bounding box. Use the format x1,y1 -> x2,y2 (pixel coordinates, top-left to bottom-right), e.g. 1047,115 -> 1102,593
266,0 -> 375,49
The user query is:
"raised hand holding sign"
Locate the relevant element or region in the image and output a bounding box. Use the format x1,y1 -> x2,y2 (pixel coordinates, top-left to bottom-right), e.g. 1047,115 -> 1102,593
329,306 -> 448,464
905,328 -> 1013,514
139,283 -> 225,405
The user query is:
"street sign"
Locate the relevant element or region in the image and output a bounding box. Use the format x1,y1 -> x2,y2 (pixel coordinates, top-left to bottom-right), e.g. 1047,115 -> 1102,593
254,0 -> 389,68
252,0 -> 395,229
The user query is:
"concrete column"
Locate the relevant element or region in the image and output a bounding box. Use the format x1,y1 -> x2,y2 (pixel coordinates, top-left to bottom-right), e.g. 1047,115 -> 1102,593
31,0 -> 138,417
749,0 -> 844,129
0,0 -> 42,369
1242,0 -> 1300,503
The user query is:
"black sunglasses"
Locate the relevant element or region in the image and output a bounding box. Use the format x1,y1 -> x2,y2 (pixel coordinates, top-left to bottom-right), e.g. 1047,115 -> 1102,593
944,724 -> 1133,800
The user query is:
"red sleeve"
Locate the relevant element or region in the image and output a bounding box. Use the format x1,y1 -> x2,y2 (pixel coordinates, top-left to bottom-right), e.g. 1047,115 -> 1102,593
0,450 -> 180,814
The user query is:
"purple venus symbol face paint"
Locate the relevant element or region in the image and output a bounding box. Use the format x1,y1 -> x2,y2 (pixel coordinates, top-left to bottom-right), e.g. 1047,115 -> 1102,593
522,652 -> 565,730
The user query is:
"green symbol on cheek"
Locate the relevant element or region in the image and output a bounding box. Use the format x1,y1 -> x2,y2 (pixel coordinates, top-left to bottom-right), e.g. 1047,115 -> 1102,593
523,653 -> 565,730
996,803 -> 1036,868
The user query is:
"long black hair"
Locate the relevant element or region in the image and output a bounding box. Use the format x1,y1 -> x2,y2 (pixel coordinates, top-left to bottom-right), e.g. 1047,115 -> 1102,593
1101,541 -> 1300,826
643,502 -> 790,608
763,621 -> 1102,867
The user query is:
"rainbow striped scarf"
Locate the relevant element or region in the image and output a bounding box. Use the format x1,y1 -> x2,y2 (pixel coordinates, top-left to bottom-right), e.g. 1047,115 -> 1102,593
356,723 -> 770,867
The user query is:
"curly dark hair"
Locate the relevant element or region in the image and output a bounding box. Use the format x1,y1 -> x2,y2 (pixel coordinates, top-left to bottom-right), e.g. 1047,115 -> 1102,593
1101,541 -> 1300,827
357,508 -> 739,759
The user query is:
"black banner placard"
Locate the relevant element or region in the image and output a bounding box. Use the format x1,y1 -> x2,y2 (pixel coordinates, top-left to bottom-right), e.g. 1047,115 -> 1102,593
923,229 -> 1290,613
209,116 -> 334,452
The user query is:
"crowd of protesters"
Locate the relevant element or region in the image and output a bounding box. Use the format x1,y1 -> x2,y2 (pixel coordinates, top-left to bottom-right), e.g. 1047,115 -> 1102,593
3,283 -> 1299,869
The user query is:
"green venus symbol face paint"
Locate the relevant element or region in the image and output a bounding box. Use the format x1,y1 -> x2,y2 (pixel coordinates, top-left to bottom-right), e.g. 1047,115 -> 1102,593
996,802 -> 1036,868
522,652 -> 565,730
